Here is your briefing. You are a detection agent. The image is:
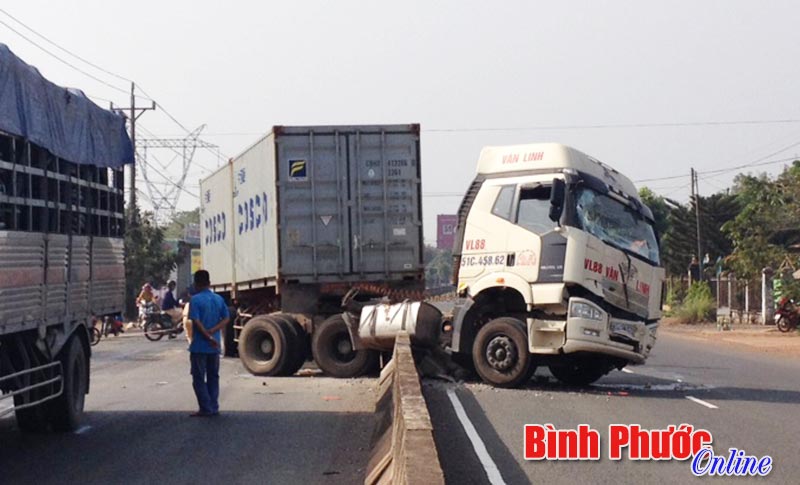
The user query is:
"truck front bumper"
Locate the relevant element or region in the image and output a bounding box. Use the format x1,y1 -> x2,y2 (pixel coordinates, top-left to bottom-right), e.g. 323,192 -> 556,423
528,297 -> 657,364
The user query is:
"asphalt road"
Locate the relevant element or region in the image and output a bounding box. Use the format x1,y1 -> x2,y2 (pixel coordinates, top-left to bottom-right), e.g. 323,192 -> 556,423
0,333 -> 376,485
424,331 -> 800,484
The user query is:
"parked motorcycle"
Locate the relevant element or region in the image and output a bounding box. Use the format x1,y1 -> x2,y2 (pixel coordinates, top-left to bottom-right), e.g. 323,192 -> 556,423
775,297 -> 799,333
89,315 -> 124,346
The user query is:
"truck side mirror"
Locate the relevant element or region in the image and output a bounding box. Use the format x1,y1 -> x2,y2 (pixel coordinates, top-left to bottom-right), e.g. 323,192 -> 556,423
549,179 -> 565,223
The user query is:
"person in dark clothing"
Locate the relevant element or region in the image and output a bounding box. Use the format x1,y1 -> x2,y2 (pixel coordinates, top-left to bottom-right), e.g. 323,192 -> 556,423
187,270 -> 229,417
162,280 -> 179,311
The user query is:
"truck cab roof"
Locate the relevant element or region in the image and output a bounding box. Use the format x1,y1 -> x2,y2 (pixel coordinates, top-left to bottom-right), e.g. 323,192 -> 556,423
476,143 -> 640,201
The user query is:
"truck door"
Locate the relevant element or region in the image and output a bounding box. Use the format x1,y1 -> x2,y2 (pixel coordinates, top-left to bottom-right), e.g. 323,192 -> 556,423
505,180 -> 565,284
277,132 -> 351,278
349,130 -> 421,277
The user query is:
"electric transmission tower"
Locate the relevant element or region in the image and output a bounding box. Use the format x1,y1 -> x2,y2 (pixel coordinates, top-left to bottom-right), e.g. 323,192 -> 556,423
136,124 -> 219,223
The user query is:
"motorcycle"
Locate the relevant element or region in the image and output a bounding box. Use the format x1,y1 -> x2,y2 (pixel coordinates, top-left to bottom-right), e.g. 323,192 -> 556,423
775,297 -> 799,333
89,315 -> 124,346
144,308 -> 184,341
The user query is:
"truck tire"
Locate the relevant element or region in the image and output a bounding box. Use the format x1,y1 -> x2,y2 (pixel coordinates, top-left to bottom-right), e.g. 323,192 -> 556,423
271,314 -> 307,376
48,336 -> 89,432
238,315 -> 291,376
14,380 -> 50,432
312,314 -> 376,378
472,317 -> 534,388
549,362 -> 610,387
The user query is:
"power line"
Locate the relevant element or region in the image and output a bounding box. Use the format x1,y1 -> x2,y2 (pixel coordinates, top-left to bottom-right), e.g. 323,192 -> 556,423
0,7 -> 136,86
425,119 -> 800,133
636,153 -> 800,184
0,17 -> 132,97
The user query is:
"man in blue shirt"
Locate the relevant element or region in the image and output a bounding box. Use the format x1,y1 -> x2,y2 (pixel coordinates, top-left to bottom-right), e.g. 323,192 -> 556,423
188,270 -> 229,417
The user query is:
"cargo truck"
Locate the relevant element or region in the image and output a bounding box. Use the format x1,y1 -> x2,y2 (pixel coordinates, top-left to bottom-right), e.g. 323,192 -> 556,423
449,143 -> 665,387
200,124 -> 424,378
0,44 -> 132,430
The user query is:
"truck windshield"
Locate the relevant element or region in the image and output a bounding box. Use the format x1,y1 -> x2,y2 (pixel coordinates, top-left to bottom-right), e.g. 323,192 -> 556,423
573,187 -> 660,265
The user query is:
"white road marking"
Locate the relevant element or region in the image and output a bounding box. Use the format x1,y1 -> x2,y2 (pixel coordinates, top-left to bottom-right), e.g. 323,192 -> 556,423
74,425 -> 93,434
621,368 -> 634,374
685,396 -> 718,409
446,388 -> 506,485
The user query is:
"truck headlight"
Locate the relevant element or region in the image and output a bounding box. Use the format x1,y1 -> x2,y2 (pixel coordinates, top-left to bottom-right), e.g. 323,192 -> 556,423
569,300 -> 605,322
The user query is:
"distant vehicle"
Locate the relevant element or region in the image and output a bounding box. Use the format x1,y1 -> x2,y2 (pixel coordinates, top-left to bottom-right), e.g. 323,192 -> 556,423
0,44 -> 132,430
200,124 -> 424,378
775,297 -> 799,332
449,143 -> 665,387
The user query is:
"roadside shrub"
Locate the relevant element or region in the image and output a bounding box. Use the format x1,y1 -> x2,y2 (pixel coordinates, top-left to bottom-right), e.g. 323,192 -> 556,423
674,281 -> 715,323
663,281 -> 687,316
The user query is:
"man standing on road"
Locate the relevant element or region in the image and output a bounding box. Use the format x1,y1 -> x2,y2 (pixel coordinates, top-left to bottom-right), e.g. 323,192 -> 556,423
188,270 -> 229,417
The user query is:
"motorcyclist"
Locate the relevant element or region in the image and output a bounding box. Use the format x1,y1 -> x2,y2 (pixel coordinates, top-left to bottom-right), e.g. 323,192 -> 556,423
162,281 -> 183,339
137,283 -> 157,327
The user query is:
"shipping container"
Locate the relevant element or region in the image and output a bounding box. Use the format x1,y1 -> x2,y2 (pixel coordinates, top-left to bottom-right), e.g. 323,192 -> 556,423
200,124 -> 425,378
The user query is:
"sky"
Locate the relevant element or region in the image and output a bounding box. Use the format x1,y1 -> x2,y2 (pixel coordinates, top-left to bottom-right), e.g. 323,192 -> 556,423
2,1 -> 799,243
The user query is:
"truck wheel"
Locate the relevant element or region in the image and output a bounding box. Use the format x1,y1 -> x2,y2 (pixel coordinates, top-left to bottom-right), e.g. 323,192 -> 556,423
271,314 -> 307,376
144,321 -> 165,341
549,362 -> 610,387
48,337 -> 89,432
472,317 -> 534,388
14,381 -> 50,432
238,315 -> 291,376
312,315 -> 376,378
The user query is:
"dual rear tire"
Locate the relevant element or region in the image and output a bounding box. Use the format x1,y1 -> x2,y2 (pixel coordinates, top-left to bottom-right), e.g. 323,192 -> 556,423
311,315 -> 377,378
238,314 -> 307,377
238,313 -> 376,378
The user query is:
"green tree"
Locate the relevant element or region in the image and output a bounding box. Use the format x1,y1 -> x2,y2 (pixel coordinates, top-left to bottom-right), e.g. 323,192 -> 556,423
424,246 -> 453,288
125,206 -> 181,318
723,171 -> 792,280
162,208 -> 200,240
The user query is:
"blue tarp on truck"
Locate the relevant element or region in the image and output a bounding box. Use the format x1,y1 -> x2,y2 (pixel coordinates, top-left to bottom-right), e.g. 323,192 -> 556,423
0,43 -> 133,168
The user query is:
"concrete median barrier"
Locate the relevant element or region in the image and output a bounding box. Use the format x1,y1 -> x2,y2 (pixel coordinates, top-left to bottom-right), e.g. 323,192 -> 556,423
365,332 -> 444,485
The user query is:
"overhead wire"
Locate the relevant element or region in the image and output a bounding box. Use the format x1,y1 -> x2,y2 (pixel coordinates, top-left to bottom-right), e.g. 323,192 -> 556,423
0,7 -> 136,85
0,17 -> 134,98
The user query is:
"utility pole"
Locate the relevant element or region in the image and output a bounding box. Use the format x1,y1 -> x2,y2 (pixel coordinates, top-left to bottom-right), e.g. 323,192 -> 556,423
113,82 -> 155,226
691,168 -> 703,281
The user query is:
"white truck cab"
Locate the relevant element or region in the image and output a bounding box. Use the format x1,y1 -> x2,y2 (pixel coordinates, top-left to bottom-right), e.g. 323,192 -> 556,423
450,143 -> 665,387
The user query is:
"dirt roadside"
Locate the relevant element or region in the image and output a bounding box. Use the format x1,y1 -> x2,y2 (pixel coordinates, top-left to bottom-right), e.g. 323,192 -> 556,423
660,319 -> 800,358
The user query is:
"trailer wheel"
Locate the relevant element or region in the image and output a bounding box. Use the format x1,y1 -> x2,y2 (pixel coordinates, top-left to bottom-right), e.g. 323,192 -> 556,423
48,336 -> 89,432
238,315 -> 291,376
472,317 -> 534,388
271,314 -> 307,376
312,314 -> 376,378
548,362 -> 611,387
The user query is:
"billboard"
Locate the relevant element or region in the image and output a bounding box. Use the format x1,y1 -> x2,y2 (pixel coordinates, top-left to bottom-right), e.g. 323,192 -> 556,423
437,214 -> 458,250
